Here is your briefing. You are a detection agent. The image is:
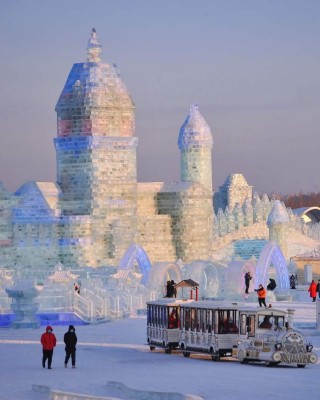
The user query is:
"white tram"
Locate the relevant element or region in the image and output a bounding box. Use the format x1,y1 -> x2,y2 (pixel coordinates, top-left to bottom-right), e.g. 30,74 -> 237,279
147,299 -> 194,353
146,299 -> 318,368
232,307 -> 318,368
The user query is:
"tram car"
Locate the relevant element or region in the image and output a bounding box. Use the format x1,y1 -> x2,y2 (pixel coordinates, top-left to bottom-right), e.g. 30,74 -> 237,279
179,301 -> 241,360
146,300 -> 318,368
232,307 -> 318,368
146,299 -> 194,353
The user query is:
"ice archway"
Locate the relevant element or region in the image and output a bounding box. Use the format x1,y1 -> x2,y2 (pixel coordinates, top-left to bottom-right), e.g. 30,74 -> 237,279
119,244 -> 152,286
147,262 -> 182,294
255,241 -> 290,289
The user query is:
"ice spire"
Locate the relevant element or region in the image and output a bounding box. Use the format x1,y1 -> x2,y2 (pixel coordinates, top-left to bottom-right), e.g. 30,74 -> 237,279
178,104 -> 213,150
267,200 -> 289,225
86,28 -> 102,62
178,104 -> 213,192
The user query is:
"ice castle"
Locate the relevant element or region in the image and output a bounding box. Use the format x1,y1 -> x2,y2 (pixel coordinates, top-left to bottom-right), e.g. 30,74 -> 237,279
1,29 -> 320,287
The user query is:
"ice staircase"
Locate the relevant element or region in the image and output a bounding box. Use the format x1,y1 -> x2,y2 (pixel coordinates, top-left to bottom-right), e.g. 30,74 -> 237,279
72,290 -> 111,324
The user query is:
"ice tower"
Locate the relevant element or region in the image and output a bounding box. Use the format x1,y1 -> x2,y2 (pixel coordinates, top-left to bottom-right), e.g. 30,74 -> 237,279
178,105 -> 213,193
55,29 -> 137,265
267,200 -> 289,259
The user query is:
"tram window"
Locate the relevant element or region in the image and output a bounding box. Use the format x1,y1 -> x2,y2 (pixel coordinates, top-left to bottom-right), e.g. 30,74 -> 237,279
185,308 -> 191,330
161,307 -> 165,328
258,315 -> 272,329
274,316 -> 284,329
218,311 -> 228,334
202,309 -> 207,331
207,310 -> 213,333
180,308 -> 185,329
154,306 -> 159,326
195,309 -> 201,332
150,306 -> 154,326
248,315 -> 255,336
240,314 -> 247,335
191,308 -> 196,331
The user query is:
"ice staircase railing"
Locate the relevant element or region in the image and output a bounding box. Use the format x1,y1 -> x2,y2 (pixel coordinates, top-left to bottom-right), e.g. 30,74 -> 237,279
72,289 -> 109,323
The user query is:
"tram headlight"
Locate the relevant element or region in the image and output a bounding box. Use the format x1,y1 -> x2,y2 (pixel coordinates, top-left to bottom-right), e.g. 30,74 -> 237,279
275,343 -> 282,351
306,344 -> 313,352
272,352 -> 281,362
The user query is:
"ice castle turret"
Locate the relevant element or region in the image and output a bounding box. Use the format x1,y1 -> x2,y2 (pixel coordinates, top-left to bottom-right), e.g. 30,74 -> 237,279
178,105 -> 213,193
267,200 -> 290,259
55,29 -> 137,265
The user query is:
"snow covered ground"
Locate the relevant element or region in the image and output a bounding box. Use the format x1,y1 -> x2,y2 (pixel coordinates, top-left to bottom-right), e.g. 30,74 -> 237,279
0,301 -> 319,400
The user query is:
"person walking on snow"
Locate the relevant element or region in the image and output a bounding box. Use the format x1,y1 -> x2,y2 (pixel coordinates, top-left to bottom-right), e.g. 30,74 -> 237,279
41,326 -> 57,369
254,284 -> 267,308
64,325 -> 77,368
308,280 -> 317,302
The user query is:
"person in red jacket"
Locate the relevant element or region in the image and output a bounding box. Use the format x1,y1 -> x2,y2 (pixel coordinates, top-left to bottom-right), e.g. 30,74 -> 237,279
308,280 -> 317,302
41,325 -> 57,369
254,284 -> 267,308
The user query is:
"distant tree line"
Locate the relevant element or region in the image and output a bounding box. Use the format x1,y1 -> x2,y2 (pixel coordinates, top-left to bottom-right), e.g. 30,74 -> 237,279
270,192 -> 320,209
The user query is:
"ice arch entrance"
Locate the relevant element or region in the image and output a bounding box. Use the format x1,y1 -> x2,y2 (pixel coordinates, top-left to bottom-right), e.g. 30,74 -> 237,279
183,261 -> 222,299
147,262 -> 182,295
119,244 -> 152,286
255,241 -> 289,289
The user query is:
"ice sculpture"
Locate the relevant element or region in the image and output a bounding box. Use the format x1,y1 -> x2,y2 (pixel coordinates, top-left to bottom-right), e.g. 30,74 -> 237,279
255,241 -> 290,290
5,280 -> 40,328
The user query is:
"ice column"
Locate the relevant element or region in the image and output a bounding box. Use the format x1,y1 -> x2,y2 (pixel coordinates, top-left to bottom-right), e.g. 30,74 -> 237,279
178,105 -> 213,193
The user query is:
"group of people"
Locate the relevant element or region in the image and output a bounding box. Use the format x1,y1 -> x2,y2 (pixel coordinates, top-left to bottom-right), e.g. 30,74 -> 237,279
308,279 -> 320,302
40,325 -> 77,369
244,272 -> 275,307
165,280 -> 177,298
74,283 -> 81,295
246,272 -> 320,305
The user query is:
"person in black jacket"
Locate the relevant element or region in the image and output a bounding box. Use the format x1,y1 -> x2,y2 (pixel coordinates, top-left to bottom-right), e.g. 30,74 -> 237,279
267,278 -> 277,291
244,272 -> 252,294
64,325 -> 77,368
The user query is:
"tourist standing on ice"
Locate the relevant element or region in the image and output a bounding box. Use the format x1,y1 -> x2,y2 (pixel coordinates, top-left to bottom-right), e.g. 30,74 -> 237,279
254,284 -> 267,307
74,283 -> 80,294
244,272 -> 252,294
308,280 -> 317,302
64,325 -> 77,368
267,278 -> 277,291
41,326 -> 57,369
171,280 -> 177,298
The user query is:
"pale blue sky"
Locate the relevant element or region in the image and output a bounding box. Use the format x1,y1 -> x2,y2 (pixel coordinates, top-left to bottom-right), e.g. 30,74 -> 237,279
0,0 -> 320,194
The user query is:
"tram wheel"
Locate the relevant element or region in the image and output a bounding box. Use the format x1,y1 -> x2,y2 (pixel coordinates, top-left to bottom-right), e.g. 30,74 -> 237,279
297,364 -> 306,368
240,358 -> 249,364
265,361 -> 277,367
149,346 -> 155,351
165,348 -> 171,354
211,354 -> 220,362
183,351 -> 190,358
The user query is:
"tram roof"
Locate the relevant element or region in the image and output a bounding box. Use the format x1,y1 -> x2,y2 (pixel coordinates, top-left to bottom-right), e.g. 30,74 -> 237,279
179,301 -> 290,315
179,300 -> 244,309
146,299 -> 195,306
